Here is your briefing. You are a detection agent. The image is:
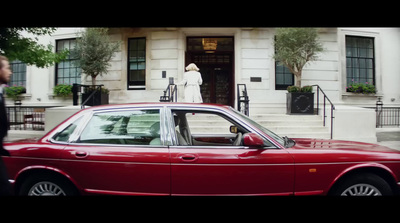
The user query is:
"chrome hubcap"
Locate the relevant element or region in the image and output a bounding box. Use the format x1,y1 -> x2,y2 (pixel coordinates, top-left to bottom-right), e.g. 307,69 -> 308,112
341,183 -> 382,196
28,181 -> 66,196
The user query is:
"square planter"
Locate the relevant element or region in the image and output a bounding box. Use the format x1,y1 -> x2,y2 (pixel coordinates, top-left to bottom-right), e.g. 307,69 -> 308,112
286,92 -> 314,114
81,91 -> 109,106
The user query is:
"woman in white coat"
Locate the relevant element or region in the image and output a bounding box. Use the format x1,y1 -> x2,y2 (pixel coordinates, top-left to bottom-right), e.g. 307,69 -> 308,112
178,63 -> 203,103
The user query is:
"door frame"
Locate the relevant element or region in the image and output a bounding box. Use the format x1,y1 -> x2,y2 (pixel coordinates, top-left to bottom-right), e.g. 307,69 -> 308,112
185,36 -> 235,107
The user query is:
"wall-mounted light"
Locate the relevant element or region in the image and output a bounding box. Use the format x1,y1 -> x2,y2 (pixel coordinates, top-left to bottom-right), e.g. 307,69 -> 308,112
202,38 -> 218,53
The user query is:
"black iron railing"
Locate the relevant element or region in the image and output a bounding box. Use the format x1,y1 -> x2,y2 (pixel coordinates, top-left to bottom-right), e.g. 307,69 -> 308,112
374,98 -> 400,128
312,85 -> 335,139
376,107 -> 400,127
237,84 -> 249,116
6,106 -> 59,131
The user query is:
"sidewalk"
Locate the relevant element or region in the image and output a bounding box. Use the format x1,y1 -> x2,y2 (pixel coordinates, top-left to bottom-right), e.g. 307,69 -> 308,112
4,130 -> 45,142
376,128 -> 400,151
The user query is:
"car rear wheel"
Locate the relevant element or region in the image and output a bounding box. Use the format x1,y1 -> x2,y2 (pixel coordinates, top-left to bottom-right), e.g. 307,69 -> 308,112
332,173 -> 393,196
19,174 -> 78,196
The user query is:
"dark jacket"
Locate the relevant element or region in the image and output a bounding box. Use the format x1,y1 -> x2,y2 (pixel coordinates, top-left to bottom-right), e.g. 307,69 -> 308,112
0,93 -> 10,156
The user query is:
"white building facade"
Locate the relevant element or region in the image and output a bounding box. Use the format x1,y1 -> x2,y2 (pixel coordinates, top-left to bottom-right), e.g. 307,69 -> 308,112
6,27 -> 400,114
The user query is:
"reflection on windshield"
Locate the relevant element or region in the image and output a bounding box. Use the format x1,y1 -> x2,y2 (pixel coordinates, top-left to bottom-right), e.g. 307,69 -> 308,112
229,107 -> 285,147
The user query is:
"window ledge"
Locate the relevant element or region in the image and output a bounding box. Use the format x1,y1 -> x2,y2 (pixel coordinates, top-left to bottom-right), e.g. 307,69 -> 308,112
342,92 -> 383,99
4,93 -> 32,100
21,93 -> 32,98
48,93 -> 73,100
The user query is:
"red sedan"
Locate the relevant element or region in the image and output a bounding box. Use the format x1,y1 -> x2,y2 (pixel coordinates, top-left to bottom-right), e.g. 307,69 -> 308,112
3,103 -> 400,196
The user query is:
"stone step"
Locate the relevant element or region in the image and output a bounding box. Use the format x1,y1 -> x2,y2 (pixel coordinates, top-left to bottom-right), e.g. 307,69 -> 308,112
188,125 -> 328,132
187,113 -> 324,121
187,118 -> 323,126
267,126 -> 329,132
186,113 -> 330,139
191,129 -> 331,139
275,132 -> 331,139
257,120 -> 323,127
187,114 -> 324,124
250,114 -> 323,121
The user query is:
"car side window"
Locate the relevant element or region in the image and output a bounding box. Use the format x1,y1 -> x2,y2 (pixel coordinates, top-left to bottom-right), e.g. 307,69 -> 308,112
172,110 -> 249,147
186,112 -> 235,135
78,109 -> 162,146
172,110 -> 276,148
53,117 -> 82,142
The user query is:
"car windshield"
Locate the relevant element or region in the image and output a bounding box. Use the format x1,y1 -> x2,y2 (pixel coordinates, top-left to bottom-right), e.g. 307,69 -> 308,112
229,107 -> 285,147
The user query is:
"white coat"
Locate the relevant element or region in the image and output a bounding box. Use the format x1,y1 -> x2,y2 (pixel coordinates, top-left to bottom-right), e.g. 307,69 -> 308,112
178,71 -> 203,103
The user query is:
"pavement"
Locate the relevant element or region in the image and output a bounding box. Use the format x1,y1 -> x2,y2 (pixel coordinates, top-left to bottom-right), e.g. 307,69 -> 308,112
376,128 -> 400,151
4,128 -> 400,151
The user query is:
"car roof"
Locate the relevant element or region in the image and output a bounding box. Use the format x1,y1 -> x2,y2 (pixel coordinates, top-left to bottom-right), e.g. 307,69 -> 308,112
83,102 -> 232,112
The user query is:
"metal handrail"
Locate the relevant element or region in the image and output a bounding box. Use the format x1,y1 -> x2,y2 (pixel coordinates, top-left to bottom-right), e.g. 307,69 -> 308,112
311,85 -> 335,139
159,84 -> 177,102
170,84 -> 177,102
237,84 -> 249,116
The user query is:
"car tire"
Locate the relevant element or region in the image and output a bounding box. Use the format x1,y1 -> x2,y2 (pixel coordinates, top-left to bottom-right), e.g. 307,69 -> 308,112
332,173 -> 393,196
19,173 -> 78,196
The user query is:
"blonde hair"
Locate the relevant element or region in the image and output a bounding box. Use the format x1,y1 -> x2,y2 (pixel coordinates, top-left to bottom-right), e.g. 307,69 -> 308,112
185,63 -> 200,71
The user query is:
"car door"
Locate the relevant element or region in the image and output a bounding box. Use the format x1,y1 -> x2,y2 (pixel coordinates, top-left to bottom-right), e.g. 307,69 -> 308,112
58,108 -> 170,195
168,109 -> 295,196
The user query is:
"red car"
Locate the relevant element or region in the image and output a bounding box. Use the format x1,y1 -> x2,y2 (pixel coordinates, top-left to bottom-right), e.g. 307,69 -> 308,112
3,103 -> 400,196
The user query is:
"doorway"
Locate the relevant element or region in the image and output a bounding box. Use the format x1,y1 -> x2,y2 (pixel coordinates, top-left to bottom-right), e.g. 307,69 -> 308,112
186,37 -> 234,106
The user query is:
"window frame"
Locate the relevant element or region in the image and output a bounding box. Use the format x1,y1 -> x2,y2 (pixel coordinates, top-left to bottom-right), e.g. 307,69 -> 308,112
55,38 -> 81,85
9,60 -> 27,87
127,37 -> 146,90
345,35 -> 375,86
275,61 -> 294,90
273,36 -> 294,90
339,29 -> 382,95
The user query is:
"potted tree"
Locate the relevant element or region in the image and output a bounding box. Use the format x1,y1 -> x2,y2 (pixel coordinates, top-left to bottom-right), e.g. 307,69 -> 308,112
286,85 -> 314,114
273,28 -> 324,114
71,28 -> 119,106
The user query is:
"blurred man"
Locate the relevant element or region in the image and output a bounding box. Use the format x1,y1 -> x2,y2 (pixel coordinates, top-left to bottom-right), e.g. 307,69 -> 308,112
0,55 -> 13,195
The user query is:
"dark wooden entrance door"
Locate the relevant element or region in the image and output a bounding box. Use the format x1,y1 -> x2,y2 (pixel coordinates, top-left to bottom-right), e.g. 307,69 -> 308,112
186,52 -> 234,106
185,37 -> 234,106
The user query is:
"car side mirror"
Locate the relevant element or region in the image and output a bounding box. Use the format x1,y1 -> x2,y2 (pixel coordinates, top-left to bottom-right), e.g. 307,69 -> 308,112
230,125 -> 238,134
243,133 -> 264,147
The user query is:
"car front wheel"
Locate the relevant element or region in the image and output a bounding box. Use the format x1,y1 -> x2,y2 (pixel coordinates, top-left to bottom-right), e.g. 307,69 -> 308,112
332,173 -> 393,196
19,174 -> 78,196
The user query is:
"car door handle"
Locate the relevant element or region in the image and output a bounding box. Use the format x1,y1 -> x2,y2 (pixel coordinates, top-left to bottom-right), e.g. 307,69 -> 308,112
74,151 -> 88,158
179,154 -> 198,162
